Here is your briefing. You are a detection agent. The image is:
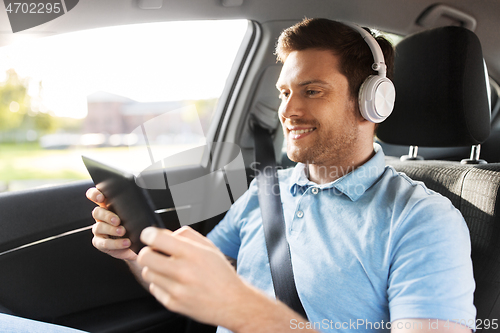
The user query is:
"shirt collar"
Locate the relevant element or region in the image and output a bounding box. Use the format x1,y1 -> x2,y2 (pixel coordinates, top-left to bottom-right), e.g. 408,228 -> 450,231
289,143 -> 386,201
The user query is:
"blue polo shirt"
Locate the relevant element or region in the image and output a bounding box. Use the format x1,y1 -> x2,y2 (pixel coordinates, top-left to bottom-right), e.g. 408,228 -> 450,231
207,145 -> 475,332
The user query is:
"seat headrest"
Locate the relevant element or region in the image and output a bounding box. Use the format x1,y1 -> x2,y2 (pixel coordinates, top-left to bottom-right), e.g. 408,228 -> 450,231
377,26 -> 490,147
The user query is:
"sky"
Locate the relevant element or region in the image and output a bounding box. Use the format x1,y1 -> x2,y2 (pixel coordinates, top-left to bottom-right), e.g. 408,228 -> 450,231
0,20 -> 247,119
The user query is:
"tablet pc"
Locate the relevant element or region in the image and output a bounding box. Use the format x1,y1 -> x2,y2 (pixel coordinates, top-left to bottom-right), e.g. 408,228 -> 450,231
82,155 -> 165,254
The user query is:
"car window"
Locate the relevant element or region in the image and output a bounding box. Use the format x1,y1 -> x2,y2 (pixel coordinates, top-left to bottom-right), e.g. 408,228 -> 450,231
0,20 -> 248,192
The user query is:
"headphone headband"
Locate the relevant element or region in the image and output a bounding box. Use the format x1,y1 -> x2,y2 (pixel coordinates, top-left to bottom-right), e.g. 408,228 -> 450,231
343,23 -> 387,77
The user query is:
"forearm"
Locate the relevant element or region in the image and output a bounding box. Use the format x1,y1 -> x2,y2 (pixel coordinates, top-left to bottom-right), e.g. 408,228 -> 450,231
124,259 -> 149,290
225,282 -> 316,333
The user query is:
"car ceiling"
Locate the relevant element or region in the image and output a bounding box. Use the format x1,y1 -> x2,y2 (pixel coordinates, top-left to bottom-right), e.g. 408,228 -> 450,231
0,0 -> 499,81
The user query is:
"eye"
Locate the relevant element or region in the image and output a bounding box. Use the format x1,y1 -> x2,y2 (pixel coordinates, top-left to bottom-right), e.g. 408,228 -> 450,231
306,89 -> 320,96
279,91 -> 290,100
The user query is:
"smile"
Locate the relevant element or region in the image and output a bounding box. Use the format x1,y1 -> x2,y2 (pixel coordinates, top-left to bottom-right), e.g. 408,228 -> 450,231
290,128 -> 315,135
288,127 -> 316,139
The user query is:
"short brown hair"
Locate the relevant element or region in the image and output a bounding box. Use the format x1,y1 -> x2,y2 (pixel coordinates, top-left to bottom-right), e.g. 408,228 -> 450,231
275,18 -> 394,102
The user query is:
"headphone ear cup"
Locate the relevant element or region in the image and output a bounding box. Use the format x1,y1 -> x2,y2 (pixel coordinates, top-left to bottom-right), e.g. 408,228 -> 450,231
358,75 -> 396,123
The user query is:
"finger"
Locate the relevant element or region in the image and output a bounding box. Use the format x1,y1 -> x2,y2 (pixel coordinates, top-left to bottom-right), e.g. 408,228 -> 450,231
137,246 -> 179,277
86,187 -> 106,206
172,226 -> 215,248
149,282 -> 173,310
92,235 -> 131,251
92,221 -> 126,238
141,227 -> 196,258
92,207 -> 120,226
143,267 -> 181,304
144,269 -> 187,315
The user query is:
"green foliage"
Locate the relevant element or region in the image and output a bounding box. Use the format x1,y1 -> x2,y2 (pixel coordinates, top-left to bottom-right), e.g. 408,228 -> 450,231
0,69 -> 62,141
33,111 -> 57,132
0,69 -> 29,131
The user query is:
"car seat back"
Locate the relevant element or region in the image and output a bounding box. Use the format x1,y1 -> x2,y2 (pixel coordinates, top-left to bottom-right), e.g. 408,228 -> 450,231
378,26 -> 499,329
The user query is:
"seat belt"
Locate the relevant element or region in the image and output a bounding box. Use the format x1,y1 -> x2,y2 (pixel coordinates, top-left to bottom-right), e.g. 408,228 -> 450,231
253,123 -> 308,319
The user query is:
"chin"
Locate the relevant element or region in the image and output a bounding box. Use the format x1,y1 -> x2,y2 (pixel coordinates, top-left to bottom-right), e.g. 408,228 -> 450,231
286,150 -> 309,164
285,139 -> 316,164
287,154 -> 300,163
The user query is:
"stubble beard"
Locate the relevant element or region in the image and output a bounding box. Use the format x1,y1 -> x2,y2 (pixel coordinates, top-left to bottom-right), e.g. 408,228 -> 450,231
286,116 -> 360,167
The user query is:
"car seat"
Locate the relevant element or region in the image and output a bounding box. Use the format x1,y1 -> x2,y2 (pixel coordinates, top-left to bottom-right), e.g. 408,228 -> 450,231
377,26 -> 500,330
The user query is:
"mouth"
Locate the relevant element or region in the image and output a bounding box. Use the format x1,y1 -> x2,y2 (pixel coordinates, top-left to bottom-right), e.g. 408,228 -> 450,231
287,127 -> 316,140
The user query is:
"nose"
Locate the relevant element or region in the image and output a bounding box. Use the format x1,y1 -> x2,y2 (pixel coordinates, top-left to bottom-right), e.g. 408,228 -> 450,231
279,92 -> 304,121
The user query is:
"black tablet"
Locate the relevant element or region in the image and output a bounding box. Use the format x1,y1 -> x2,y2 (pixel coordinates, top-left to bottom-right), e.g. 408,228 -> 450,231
82,155 -> 165,254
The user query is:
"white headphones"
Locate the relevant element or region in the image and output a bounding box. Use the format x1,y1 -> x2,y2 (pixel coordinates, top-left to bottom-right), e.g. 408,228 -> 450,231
346,23 -> 396,123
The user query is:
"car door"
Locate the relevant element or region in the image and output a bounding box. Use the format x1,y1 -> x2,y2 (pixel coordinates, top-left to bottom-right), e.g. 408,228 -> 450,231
0,19 -> 257,333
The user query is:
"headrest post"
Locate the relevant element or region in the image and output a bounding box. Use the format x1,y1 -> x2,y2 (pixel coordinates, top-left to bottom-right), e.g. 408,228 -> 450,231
461,144 -> 487,164
400,145 -> 424,161
409,145 -> 418,159
471,144 -> 481,160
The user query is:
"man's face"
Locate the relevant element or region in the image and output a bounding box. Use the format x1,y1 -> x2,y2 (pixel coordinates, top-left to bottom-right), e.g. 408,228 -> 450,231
276,49 -> 362,166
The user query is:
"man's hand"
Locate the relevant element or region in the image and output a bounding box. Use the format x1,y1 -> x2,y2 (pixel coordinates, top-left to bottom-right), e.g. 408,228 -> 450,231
137,226 -> 244,327
86,187 -> 137,261
137,226 -> 313,332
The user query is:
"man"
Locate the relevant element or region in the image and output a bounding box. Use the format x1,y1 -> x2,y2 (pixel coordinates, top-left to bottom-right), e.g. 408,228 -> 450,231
87,18 -> 475,332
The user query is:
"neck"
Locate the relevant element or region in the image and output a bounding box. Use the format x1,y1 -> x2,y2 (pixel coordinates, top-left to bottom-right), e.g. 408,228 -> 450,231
306,144 -> 375,185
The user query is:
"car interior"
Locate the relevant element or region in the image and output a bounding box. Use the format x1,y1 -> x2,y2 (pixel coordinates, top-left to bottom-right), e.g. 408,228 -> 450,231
1,0 -> 500,332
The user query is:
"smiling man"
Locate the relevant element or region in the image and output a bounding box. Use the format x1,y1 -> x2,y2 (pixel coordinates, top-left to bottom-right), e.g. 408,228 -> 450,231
87,18 -> 475,333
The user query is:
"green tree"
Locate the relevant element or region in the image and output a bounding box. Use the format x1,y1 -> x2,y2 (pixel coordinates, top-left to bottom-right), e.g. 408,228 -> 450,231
0,69 -> 61,141
0,69 -> 29,131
